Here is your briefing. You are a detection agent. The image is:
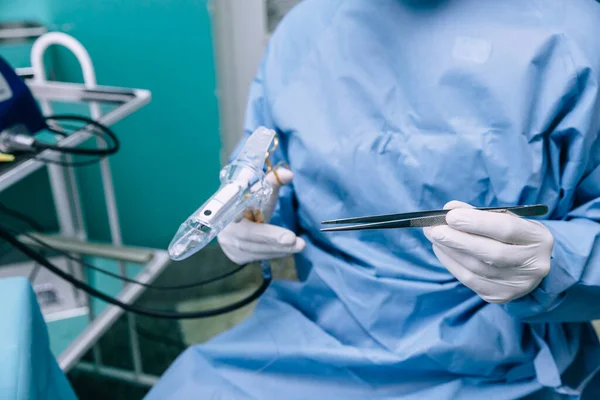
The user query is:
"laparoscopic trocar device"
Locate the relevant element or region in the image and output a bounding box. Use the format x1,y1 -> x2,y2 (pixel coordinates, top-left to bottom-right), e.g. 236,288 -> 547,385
168,126 -> 281,261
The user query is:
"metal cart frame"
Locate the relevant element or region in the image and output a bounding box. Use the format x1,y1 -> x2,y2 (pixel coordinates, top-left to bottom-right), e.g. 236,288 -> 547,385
0,32 -> 169,386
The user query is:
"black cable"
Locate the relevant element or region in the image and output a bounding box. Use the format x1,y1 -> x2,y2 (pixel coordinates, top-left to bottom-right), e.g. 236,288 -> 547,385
35,115 -> 119,156
0,246 -> 11,261
0,204 -> 248,290
48,115 -> 119,154
0,202 -> 45,266
33,116 -> 118,166
0,201 -> 248,290
0,202 -> 43,268
0,224 -> 272,319
0,208 -> 225,290
45,121 -> 99,137
20,229 -> 249,291
0,203 -> 46,283
0,202 -> 46,231
44,125 -> 110,151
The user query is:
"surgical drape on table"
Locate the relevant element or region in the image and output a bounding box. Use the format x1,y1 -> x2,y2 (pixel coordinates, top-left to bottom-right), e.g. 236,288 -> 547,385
0,277 -> 77,400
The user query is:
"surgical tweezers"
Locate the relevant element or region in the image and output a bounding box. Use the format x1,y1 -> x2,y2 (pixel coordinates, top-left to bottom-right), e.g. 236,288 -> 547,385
320,204 -> 549,232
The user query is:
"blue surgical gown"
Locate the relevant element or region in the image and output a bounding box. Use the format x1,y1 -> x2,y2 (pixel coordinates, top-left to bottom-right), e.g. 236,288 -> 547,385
147,0 -> 600,398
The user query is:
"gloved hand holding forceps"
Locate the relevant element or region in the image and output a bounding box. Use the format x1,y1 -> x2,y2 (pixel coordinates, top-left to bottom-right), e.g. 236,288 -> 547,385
423,201 -> 554,304
322,200 -> 554,304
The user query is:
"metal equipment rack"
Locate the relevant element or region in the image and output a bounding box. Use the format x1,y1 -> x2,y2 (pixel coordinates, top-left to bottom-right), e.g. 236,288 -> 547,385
0,32 -> 169,386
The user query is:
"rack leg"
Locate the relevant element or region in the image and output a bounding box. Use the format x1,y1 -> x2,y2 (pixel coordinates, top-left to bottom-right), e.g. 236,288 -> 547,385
65,157 -> 87,241
96,137 -> 144,377
48,157 -> 103,366
47,162 -> 82,281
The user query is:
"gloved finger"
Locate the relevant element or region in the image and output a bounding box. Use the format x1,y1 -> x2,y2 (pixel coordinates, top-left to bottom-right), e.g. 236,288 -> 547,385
219,236 -> 306,256
222,250 -> 299,265
433,244 -> 541,303
220,219 -> 301,246
443,201 -> 475,210
220,245 -> 290,266
433,241 -> 512,280
445,208 -> 547,245
431,244 -> 505,303
262,168 -> 293,223
218,236 -> 306,265
266,168 -> 293,188
425,225 -> 522,268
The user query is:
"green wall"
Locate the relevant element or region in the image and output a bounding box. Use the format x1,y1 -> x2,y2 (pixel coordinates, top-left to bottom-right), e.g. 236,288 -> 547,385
1,0 -> 221,249
0,0 -> 50,24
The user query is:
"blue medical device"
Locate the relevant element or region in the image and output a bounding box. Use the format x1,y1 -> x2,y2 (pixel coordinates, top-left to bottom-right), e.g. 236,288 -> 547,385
0,57 -> 46,137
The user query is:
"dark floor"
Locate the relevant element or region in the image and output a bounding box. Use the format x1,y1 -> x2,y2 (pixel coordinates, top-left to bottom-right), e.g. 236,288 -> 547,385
66,245 -> 295,400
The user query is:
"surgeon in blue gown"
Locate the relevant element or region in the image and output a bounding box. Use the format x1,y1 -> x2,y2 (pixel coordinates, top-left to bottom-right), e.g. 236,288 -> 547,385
146,0 -> 600,398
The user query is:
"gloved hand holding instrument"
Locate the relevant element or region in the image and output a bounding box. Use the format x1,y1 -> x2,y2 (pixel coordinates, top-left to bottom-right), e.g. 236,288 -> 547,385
217,167 -> 305,266
321,201 -> 552,304
423,201 -> 554,304
168,126 -> 305,263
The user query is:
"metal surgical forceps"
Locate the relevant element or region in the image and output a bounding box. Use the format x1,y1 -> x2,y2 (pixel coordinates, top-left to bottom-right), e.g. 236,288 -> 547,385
320,205 -> 549,232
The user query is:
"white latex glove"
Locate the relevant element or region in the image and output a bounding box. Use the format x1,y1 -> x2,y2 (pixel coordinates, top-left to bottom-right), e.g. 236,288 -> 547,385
423,201 -> 554,304
217,168 -> 306,265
